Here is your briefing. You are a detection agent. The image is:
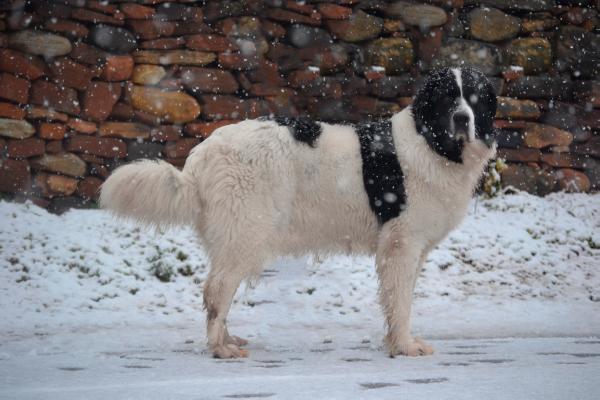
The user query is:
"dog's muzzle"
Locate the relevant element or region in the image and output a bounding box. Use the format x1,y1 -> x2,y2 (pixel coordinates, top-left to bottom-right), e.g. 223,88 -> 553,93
452,111 -> 471,142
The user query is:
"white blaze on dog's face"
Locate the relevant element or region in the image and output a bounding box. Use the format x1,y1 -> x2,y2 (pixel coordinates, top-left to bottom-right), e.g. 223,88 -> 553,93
412,67 -> 498,163
450,68 -> 476,143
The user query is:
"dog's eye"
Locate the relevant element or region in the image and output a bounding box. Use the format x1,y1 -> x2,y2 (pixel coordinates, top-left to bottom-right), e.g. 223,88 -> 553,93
469,94 -> 478,104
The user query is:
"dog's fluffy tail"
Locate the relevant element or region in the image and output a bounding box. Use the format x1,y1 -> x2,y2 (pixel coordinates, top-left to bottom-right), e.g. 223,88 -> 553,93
100,160 -> 198,229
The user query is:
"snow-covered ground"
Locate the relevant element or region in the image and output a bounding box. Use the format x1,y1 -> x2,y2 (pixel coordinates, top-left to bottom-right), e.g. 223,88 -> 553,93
1,191 -> 599,399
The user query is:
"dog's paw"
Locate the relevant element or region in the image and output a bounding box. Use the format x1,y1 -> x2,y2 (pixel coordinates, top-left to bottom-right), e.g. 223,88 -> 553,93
225,334 -> 249,347
212,343 -> 249,359
388,336 -> 434,357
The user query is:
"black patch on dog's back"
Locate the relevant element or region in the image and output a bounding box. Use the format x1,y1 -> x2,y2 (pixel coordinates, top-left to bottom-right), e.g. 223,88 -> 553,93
356,119 -> 406,225
273,116 -> 322,147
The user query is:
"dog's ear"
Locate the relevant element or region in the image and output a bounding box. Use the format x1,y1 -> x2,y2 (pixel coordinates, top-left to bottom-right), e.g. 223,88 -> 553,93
460,67 -> 498,147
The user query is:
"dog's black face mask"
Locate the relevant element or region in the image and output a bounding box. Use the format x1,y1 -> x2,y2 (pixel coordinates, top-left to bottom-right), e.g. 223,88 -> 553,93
412,67 -> 498,163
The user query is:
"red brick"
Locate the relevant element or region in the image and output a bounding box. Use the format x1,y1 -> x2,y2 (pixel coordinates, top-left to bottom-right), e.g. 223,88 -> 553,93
497,148 -> 541,163
154,3 -> 203,22
317,4 -> 352,20
44,19 -> 89,38
69,42 -> 108,66
120,3 -> 155,19
523,123 -> 573,149
30,197 -> 51,209
180,67 -> 239,94
82,82 -> 122,122
30,80 -> 80,116
175,21 -> 213,37
186,34 -> 237,52
48,57 -> 94,91
156,79 -> 184,91
66,135 -> 127,158
261,20 -> 286,39
287,69 -> 320,87
0,159 -> 30,193
364,68 -> 385,82
418,27 -> 443,65
494,120 -> 528,130
246,60 -> 283,85
46,140 -> 64,154
0,102 -> 25,119
35,173 -> 78,197
101,55 -> 134,81
0,49 -> 47,80
236,71 -> 253,91
39,123 -> 67,140
0,73 -> 30,104
67,118 -> 97,135
502,67 -> 525,82
164,138 -> 201,158
139,37 -> 186,50
76,176 -> 103,200
207,18 -> 235,36
7,138 -> 45,159
218,53 -> 260,71
133,110 -> 164,126
26,106 -> 69,122
80,154 -> 106,165
266,8 -> 321,26
555,168 -> 590,193
285,0 -> 316,15
249,83 -> 293,97
32,2 -> 72,19
298,47 -> 349,73
541,153 -> 577,168
201,95 -> 271,120
184,120 -> 239,138
127,20 -> 176,40
87,0 -> 118,14
110,102 -> 136,120
71,8 -> 124,26
150,125 -> 182,142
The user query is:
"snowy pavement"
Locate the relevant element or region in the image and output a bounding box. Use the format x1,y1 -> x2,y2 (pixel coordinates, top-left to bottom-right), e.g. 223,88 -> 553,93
1,191 -> 599,399
2,327 -> 599,400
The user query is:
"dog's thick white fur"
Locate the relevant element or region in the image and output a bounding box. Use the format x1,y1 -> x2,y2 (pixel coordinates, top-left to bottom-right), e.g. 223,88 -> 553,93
101,68 -> 497,358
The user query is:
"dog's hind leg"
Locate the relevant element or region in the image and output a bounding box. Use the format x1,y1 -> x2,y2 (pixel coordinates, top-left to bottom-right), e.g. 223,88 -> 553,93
376,224 -> 434,357
203,250 -> 264,358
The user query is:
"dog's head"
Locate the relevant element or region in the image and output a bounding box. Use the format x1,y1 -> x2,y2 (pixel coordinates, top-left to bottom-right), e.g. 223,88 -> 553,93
412,67 -> 497,163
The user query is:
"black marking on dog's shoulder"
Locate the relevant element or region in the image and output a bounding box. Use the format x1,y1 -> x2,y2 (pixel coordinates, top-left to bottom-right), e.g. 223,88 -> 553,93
356,119 -> 406,225
272,116 -> 322,147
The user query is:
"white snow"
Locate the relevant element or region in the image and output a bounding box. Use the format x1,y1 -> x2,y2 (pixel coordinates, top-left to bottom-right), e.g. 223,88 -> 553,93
1,191 -> 599,399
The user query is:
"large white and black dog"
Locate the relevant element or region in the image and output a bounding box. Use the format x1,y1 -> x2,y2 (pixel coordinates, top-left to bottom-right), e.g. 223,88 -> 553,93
101,67 -> 498,358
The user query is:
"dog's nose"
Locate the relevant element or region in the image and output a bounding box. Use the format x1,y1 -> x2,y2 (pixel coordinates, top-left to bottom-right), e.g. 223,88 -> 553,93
453,112 -> 470,127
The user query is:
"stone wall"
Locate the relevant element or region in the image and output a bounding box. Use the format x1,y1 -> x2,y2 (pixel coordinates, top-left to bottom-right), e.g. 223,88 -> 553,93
0,0 -> 598,211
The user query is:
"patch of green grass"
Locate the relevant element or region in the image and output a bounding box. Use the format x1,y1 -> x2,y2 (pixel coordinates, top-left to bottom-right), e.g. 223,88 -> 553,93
176,251 -> 189,262
587,237 -> 600,250
150,261 -> 174,282
177,264 -> 194,276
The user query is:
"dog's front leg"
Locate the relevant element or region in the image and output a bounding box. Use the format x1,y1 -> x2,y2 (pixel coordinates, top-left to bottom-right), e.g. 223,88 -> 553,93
376,226 -> 433,357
